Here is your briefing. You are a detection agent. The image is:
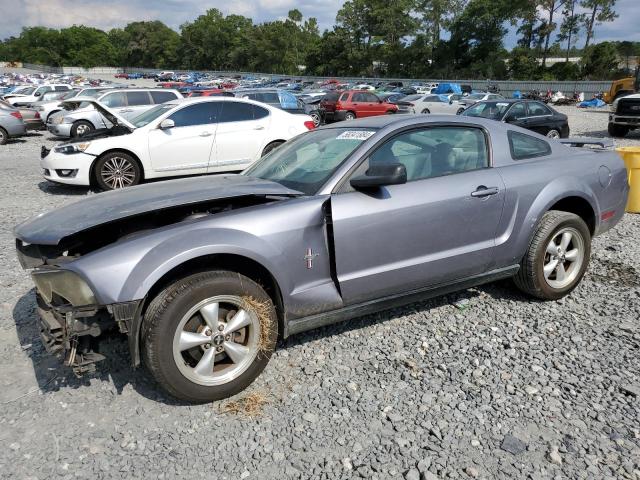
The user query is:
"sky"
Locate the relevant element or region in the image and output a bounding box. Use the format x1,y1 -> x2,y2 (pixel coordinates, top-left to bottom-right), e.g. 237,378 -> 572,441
0,0 -> 638,48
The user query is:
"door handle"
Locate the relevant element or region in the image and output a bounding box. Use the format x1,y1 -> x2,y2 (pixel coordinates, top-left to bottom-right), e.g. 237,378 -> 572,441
199,131 -> 212,137
471,186 -> 499,197
254,126 -> 265,130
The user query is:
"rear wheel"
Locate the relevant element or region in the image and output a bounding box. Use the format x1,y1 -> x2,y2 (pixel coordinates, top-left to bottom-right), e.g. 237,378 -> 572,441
514,211 -> 591,300
456,107 -> 465,115
310,111 -> 321,127
71,120 -> 94,137
93,151 -> 142,190
0,127 -> 7,145
142,271 -> 278,403
344,111 -> 356,121
608,123 -> 629,138
261,141 -> 284,157
421,108 -> 431,114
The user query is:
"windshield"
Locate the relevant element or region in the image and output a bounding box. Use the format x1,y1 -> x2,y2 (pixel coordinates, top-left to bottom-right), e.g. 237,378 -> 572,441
468,93 -> 486,100
244,127 -> 377,195
131,104 -> 174,127
60,90 -> 79,100
462,101 -> 511,120
82,88 -> 107,98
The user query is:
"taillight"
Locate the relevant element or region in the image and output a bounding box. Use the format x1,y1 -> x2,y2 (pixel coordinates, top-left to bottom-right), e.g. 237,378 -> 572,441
304,121 -> 316,130
10,111 -> 22,119
35,111 -> 41,119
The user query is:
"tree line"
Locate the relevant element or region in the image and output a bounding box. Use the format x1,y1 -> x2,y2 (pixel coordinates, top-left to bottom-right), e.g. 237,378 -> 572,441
0,0 -> 636,80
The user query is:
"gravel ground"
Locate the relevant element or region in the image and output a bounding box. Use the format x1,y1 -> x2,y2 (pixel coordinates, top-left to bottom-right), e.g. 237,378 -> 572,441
1,107 -> 639,480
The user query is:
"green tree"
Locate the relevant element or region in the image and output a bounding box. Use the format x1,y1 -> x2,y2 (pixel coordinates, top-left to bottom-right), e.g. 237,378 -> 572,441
581,41 -> 619,78
581,0 -> 617,48
557,0 -> 583,62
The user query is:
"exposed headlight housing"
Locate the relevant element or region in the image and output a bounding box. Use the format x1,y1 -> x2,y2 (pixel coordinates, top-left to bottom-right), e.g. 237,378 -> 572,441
54,142 -> 90,155
31,269 -> 97,307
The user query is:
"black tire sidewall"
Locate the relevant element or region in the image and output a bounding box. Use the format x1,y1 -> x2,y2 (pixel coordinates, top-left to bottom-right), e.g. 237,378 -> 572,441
143,272 -> 278,403
93,152 -> 141,190
0,127 -> 7,145
532,215 -> 591,299
262,141 -> 283,157
71,120 -> 94,137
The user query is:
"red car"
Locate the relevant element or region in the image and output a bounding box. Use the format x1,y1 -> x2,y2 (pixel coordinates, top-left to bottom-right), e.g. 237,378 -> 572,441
187,89 -> 233,97
319,91 -> 340,122
334,90 -> 398,121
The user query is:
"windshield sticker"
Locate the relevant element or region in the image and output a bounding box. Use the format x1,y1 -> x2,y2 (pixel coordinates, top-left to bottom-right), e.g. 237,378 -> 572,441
337,130 -> 376,141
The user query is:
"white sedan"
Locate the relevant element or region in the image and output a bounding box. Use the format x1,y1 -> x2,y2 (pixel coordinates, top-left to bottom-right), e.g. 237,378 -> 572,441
402,94 -> 462,115
40,97 -> 315,190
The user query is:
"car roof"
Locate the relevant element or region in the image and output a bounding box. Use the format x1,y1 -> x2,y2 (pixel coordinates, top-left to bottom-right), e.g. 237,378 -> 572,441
317,113 -> 513,131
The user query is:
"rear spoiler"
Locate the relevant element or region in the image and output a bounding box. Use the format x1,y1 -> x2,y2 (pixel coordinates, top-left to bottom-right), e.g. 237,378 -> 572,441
558,137 -> 614,150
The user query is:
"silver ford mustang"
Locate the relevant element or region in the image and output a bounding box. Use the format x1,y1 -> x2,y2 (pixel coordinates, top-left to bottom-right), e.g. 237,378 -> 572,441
15,115 -> 629,402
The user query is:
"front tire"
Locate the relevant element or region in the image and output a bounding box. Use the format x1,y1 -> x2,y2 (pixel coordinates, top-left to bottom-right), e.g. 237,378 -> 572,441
546,129 -> 561,139
608,123 -> 629,138
514,211 -> 591,300
71,120 -> 94,137
142,271 -> 278,403
93,151 -> 142,190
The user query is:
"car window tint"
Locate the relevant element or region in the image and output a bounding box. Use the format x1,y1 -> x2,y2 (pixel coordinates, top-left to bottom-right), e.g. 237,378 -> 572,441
126,91 -> 151,106
253,105 -> 269,119
169,102 -> 221,127
506,103 -> 526,120
362,127 -> 488,182
364,93 -> 379,102
528,102 -> 552,116
352,93 -> 367,102
54,86 -> 68,91
339,93 -> 349,102
101,92 -> 127,108
219,101 -> 259,122
508,131 -> 552,160
151,91 -> 178,104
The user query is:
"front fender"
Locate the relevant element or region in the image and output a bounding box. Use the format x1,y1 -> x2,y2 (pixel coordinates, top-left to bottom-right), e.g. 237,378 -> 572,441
66,225 -> 290,305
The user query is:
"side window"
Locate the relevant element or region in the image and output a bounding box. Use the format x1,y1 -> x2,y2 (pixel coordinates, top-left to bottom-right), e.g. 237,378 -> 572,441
252,105 -> 270,120
352,127 -> 489,184
339,93 -> 349,102
508,131 -> 552,160
528,102 -> 552,116
54,86 -> 68,91
101,92 -> 127,108
126,91 -> 152,106
169,102 -> 221,127
506,103 -> 527,120
151,91 -> 178,104
364,93 -> 379,102
219,101 -> 257,123
353,93 -> 367,102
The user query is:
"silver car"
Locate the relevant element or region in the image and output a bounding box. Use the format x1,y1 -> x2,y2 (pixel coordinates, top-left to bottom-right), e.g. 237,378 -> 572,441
0,100 -> 27,144
403,94 -> 463,115
15,115 -> 629,402
47,89 -> 182,137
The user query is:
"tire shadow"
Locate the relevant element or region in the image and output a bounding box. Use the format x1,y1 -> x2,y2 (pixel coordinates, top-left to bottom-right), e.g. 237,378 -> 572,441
37,181 -> 93,196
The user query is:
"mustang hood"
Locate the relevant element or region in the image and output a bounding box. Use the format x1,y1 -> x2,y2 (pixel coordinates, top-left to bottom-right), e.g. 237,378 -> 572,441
15,175 -> 302,246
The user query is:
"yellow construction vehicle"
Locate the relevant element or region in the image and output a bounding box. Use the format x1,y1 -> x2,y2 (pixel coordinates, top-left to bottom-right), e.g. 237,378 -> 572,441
603,67 -> 640,103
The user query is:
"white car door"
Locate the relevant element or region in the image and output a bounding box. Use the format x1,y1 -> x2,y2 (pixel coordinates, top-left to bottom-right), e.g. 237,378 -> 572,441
210,101 -> 271,172
147,102 -> 220,175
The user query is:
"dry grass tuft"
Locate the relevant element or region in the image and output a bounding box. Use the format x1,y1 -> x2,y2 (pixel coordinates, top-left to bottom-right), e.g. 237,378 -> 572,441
220,390 -> 269,417
242,296 -> 276,354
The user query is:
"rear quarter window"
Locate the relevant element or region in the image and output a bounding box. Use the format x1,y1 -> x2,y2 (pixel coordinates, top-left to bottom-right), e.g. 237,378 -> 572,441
151,91 -> 179,104
508,131 -> 552,160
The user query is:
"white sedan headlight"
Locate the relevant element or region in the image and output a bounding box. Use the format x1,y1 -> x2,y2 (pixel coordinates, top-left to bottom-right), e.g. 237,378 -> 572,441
54,142 -> 91,155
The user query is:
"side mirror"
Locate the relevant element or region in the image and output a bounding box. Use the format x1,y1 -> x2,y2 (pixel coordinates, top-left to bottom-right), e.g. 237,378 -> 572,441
350,163 -> 407,190
159,119 -> 175,129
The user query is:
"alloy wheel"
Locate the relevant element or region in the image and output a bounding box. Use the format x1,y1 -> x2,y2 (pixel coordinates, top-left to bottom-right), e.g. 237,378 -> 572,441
172,295 -> 260,387
543,227 -> 585,289
75,124 -> 91,136
100,156 -> 137,189
546,129 -> 560,139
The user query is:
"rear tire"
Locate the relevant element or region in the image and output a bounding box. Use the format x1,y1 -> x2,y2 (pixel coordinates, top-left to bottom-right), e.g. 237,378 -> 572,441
0,127 -> 7,145
261,141 -> 284,157
71,120 -> 94,137
456,108 -> 465,115
421,108 -> 431,114
142,271 -> 278,403
608,123 -> 629,138
344,111 -> 356,121
514,211 -> 591,300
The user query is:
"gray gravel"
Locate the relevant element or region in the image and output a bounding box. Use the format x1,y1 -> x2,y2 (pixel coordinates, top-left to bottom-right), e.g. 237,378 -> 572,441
1,107 -> 640,479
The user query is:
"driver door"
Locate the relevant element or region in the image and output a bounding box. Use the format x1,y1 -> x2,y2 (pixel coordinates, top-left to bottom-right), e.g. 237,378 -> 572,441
330,126 -> 505,305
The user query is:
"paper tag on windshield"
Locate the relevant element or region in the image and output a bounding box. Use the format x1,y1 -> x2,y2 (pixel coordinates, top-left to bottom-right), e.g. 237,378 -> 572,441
337,130 -> 376,140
